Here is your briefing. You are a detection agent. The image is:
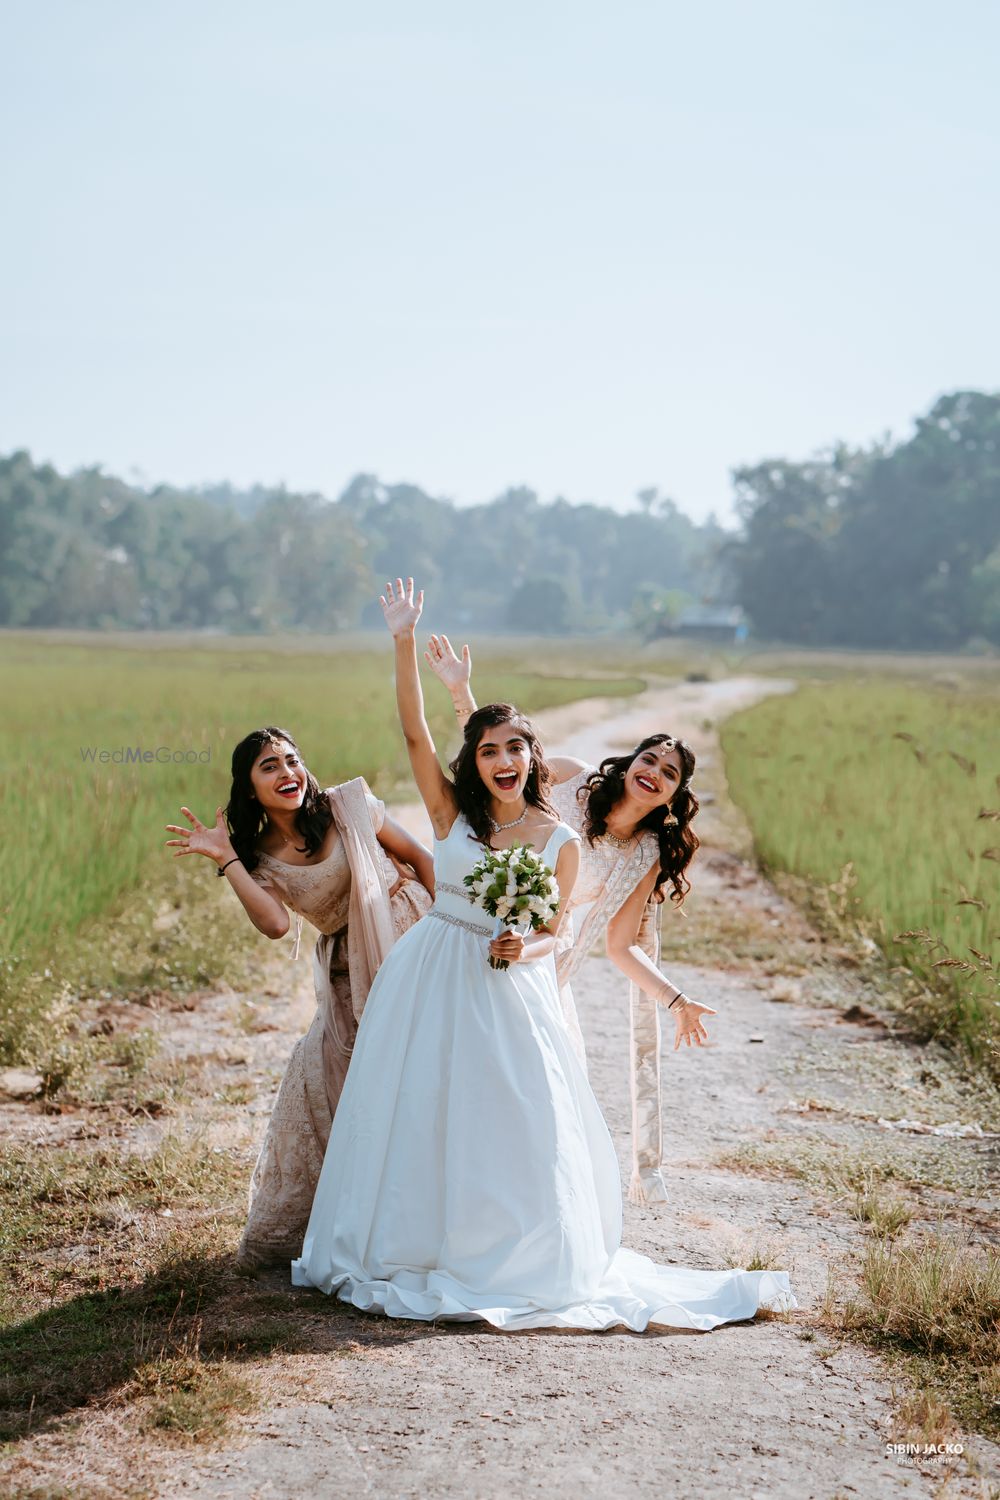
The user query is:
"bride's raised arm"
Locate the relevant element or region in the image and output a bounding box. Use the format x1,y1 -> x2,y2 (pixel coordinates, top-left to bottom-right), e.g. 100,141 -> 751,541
381,578 -> 458,840
424,633 -> 584,784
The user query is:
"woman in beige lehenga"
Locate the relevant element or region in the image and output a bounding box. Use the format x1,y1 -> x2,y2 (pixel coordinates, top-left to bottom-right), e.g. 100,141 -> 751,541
165,725 -> 433,1266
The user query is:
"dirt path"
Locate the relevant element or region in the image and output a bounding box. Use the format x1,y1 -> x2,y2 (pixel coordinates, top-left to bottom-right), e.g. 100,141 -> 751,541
6,678 -> 997,1498
165,677 -> 999,1498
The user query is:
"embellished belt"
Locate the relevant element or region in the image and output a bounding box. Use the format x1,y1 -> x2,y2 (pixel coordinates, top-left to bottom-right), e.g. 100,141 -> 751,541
428,907 -> 493,937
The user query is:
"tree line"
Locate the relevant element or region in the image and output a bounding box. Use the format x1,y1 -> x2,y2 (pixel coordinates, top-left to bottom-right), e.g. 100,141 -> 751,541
1,388 -> 996,647
0,457 -> 726,635
730,390 -> 1000,650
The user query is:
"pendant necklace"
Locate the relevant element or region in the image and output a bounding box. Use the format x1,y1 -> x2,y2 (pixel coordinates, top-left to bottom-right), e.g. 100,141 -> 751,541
490,805 -> 529,834
602,827 -> 635,849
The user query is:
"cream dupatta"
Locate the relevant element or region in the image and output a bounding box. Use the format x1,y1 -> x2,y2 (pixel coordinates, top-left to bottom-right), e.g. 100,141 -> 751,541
326,778 -> 399,1025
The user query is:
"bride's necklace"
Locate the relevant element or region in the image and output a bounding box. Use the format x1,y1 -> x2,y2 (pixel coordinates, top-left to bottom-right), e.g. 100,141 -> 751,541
490,804 -> 529,834
601,826 -> 636,849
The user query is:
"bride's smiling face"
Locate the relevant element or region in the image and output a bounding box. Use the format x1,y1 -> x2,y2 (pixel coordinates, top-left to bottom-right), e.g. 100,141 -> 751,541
622,742 -> 684,812
475,727 -> 532,804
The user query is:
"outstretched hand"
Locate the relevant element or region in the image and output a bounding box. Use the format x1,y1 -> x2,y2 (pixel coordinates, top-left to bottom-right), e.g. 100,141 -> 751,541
380,577 -> 424,638
672,998 -> 717,1051
165,806 -> 233,865
424,633 -> 471,693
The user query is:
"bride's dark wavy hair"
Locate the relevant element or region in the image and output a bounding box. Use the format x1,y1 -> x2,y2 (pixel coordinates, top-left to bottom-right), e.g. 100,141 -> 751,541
448,704 -> 556,844
219,726 -> 332,876
581,733 -> 699,905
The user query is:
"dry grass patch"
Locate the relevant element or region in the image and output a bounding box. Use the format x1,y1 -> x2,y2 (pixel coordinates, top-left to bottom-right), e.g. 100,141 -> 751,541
1,1222 -> 237,1437
0,1124 -> 260,1444
133,1353 -> 256,1443
720,1237 -> 788,1272
1,1205 -> 380,1461
717,1131 -> 989,1197
838,1234 -> 1000,1440
0,1133 -> 250,1266
892,1386 -> 958,1449
850,1180 -> 913,1239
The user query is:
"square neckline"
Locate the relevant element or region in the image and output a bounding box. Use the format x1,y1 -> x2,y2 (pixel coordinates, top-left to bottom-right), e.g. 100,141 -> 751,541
436,812 -> 576,867
256,790 -> 343,869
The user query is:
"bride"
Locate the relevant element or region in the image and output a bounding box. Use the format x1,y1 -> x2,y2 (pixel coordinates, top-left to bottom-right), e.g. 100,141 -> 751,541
424,633 -> 711,1206
292,578 -> 796,1330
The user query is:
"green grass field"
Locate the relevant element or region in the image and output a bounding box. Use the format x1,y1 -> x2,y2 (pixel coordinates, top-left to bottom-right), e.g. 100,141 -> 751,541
722,679 -> 1000,1074
1,632 -> 645,1062
7,631 -> 999,1079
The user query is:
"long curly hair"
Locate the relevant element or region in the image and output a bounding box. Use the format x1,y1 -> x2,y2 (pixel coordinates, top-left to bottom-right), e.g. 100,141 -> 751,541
581,733 -> 699,905
219,726 -> 332,876
448,704 -> 556,844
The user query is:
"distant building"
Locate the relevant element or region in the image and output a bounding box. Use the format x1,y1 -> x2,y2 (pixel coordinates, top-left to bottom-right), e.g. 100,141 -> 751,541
656,606 -> 748,644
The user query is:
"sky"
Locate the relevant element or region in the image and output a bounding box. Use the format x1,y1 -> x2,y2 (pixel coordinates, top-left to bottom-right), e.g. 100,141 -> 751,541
2,0 -> 998,523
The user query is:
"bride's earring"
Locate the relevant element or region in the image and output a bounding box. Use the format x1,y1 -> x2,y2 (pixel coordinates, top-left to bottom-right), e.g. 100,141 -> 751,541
662,811 -> 679,829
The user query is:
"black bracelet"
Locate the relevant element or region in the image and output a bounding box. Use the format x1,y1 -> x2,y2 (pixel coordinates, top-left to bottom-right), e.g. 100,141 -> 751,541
668,991 -> 688,1009
219,857 -> 241,875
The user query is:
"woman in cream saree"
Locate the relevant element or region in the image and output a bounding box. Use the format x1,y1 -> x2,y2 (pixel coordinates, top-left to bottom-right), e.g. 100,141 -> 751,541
165,727 -> 433,1266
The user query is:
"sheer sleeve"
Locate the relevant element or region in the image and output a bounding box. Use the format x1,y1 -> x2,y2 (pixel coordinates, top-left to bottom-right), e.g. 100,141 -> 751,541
549,767 -> 592,831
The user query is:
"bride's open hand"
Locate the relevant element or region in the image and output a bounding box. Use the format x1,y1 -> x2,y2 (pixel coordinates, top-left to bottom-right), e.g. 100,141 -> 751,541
671,997 -> 717,1050
165,805 -> 233,865
381,577 -> 424,638
425,633 -> 471,693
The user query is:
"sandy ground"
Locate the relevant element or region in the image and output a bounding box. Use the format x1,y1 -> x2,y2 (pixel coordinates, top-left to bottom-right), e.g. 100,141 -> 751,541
159,676 -> 999,1499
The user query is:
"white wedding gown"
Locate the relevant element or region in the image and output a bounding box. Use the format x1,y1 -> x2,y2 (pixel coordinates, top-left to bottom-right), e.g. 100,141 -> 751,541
292,815 -> 796,1330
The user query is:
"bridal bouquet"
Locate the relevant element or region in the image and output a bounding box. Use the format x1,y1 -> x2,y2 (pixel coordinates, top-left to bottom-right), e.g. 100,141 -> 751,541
464,843 -> 560,970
